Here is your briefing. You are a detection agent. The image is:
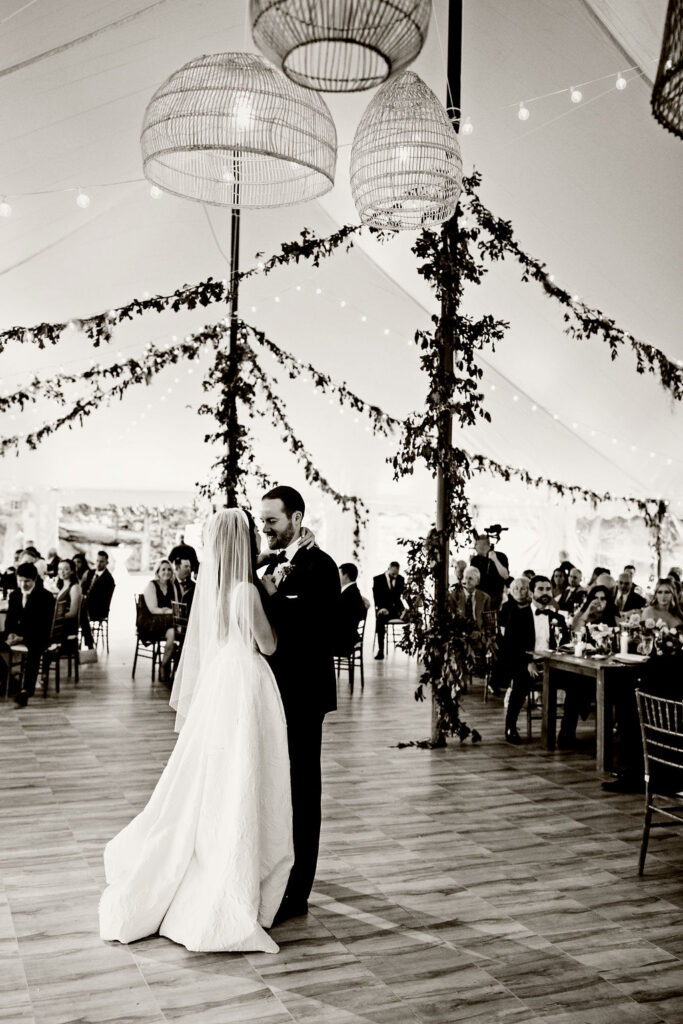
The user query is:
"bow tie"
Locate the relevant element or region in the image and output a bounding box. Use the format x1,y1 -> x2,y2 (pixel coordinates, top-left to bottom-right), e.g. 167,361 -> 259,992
535,608 -> 552,616
270,551 -> 289,566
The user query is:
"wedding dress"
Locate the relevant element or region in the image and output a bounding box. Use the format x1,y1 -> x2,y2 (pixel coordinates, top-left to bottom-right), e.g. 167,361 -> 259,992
99,510 -> 293,953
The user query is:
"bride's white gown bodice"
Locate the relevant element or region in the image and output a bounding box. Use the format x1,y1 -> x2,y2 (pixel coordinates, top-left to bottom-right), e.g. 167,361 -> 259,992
99,629 -> 293,953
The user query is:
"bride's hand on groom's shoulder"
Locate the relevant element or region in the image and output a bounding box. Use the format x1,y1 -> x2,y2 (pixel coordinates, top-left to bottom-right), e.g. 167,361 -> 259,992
298,527 -> 317,550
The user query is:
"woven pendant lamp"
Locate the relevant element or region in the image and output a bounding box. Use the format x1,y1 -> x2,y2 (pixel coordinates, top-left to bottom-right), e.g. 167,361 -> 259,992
141,52 -> 337,208
652,0 -> 683,140
250,0 -> 431,92
350,71 -> 462,231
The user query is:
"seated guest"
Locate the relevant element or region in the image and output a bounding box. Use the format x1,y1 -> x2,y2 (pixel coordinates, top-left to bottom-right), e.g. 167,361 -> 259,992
451,559 -> 467,594
522,569 -> 535,581
139,559 -> 175,681
614,572 -> 646,614
168,534 -> 199,576
595,572 -> 617,596
571,585 -> 620,633
639,578 -> 683,629
0,562 -> 55,707
502,575 -> 569,744
373,561 -> 406,660
0,549 -> 23,594
489,576 -> 531,697
550,567 -> 568,605
55,559 -> 82,638
559,559 -> 575,574
80,551 -> 116,649
334,563 -> 368,656
559,566 -> 586,613
449,566 -> 491,627
20,547 -> 47,581
172,556 -> 196,615
72,552 -> 90,584
587,566 -> 611,588
46,548 -> 60,577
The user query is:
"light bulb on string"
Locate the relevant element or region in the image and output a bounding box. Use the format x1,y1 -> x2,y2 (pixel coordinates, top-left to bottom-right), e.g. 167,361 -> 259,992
461,116 -> 473,135
0,199 -> 11,218
150,185 -> 163,199
517,102 -> 530,121
570,86 -> 582,104
615,72 -> 627,91
76,189 -> 90,209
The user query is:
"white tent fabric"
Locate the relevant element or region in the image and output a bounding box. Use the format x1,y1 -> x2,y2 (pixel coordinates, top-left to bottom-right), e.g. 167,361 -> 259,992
0,0 -> 681,570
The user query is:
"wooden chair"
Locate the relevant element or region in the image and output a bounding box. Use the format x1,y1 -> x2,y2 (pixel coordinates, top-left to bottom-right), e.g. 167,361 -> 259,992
636,690 -> 683,875
171,600 -> 189,672
374,616 -> 407,654
41,597 -> 81,697
335,613 -> 367,689
132,595 -> 161,681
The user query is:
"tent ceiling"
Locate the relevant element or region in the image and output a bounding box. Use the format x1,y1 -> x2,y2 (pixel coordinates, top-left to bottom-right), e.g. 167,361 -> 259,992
0,0 -> 680,514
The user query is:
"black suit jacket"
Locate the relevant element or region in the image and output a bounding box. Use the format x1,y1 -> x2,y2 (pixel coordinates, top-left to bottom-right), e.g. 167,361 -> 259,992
373,573 -> 405,619
4,586 -> 55,652
499,601 -> 569,668
614,588 -> 646,614
558,586 -> 587,613
264,545 -> 341,718
335,583 -> 366,655
173,577 -> 196,615
82,568 -> 116,620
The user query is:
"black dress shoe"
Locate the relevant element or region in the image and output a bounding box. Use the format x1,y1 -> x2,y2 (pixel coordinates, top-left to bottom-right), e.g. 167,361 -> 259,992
602,774 -> 644,794
271,900 -> 308,926
505,727 -> 522,745
374,652 -> 384,660
13,690 -> 29,708
556,731 -> 578,750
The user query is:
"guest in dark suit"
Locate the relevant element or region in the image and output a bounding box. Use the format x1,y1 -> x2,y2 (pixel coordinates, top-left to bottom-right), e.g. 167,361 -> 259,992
168,535 -> 199,576
334,563 -> 368,656
372,561 -> 406,660
502,575 -> 569,744
172,557 -> 196,615
80,551 -> 116,649
558,566 -> 586,614
470,532 -> 511,611
260,485 -> 340,925
0,562 -> 55,707
448,566 -> 492,627
614,572 -> 646,615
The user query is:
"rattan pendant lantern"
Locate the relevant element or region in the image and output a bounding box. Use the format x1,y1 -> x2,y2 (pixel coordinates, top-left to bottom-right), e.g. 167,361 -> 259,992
141,52 -> 337,208
250,0 -> 431,92
652,0 -> 683,140
350,71 -> 462,231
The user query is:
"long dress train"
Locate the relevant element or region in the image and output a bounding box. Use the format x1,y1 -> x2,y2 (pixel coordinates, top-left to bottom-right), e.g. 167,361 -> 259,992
98,638 -> 293,953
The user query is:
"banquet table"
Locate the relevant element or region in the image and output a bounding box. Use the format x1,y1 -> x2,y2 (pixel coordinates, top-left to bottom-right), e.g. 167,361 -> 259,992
539,650 -> 646,772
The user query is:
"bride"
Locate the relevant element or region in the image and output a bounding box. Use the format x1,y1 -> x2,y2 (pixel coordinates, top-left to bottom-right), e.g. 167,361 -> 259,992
99,508 -> 293,953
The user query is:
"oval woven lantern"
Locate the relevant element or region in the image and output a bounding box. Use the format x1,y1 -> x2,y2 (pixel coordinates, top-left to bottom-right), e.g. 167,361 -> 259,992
250,0 -> 431,92
652,0 -> 683,140
350,71 -> 462,231
141,52 -> 337,208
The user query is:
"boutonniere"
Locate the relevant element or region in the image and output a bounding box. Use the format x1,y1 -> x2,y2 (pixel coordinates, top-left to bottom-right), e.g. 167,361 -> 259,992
273,562 -> 295,587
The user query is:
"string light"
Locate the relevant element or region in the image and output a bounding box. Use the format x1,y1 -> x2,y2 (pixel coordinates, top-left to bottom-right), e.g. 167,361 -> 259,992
615,72 -> 627,91
518,102 -> 530,121
75,189 -> 90,209
0,199 -> 11,218
461,116 -> 474,135
570,86 -> 583,104
149,185 -> 163,199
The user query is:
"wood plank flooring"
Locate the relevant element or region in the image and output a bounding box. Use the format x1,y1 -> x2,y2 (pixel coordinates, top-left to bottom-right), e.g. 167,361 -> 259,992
2,634 -> 683,1024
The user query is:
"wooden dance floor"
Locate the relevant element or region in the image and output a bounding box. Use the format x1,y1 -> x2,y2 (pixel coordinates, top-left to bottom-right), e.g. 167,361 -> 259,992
3,640 -> 683,1023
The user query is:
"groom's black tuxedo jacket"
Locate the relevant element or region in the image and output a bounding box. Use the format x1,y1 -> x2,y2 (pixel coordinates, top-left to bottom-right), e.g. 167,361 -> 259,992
264,545 -> 341,717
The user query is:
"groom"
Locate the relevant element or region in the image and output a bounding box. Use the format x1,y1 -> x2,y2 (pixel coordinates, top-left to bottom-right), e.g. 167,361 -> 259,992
260,485 -> 340,924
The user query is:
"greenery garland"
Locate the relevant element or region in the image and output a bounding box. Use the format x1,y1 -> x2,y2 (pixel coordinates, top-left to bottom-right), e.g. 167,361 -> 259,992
0,225 -> 362,354
461,172 -> 683,400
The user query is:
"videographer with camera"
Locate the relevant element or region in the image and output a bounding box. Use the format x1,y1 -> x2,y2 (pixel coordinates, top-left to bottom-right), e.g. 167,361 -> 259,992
470,525 -> 511,613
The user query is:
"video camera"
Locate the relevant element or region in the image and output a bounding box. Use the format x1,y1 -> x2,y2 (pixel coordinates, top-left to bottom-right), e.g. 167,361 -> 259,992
482,523 -> 508,542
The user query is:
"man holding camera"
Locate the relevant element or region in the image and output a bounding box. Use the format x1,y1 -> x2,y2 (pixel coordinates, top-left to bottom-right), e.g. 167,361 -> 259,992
470,527 -> 511,612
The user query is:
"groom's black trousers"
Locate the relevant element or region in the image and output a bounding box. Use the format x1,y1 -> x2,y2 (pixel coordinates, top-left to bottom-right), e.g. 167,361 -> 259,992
284,707 -> 325,906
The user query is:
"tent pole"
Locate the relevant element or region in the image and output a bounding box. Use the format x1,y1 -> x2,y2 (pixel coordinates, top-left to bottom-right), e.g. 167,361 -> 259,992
432,1 -> 463,744
224,200 -> 241,507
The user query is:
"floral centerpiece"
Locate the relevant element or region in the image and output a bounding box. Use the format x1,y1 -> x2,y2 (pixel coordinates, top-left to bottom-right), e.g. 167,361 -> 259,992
625,612 -> 683,657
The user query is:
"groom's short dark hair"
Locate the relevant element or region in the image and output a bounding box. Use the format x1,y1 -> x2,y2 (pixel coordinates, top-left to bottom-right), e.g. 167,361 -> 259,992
263,485 -> 305,518
339,562 -> 358,581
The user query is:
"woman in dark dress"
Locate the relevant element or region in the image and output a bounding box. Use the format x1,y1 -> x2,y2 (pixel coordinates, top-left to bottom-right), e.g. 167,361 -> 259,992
55,559 -> 82,638
141,559 -> 176,681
